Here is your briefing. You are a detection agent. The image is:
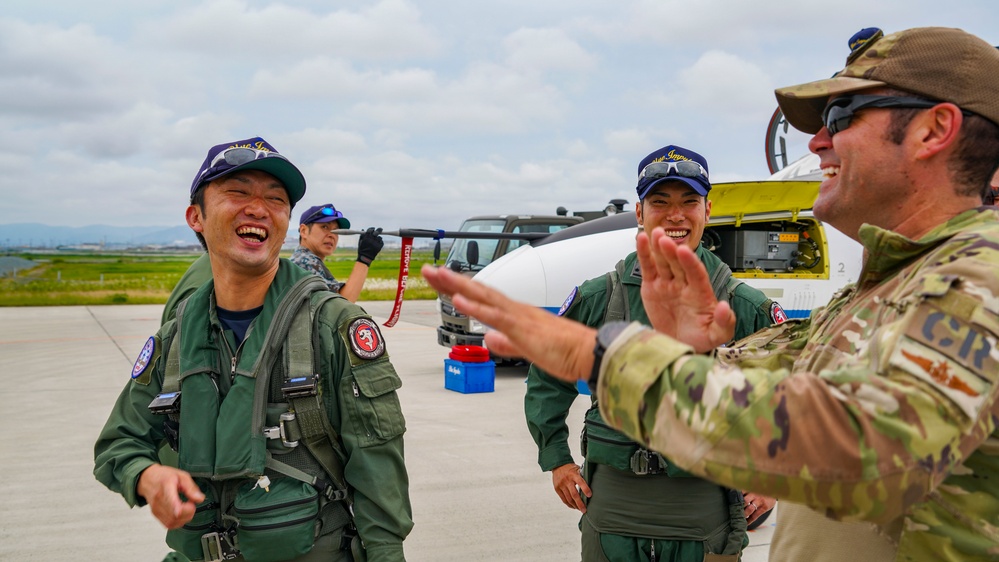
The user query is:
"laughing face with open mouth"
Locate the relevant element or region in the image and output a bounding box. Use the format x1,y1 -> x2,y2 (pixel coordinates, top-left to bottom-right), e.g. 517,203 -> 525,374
186,169 -> 291,281
636,181 -> 712,251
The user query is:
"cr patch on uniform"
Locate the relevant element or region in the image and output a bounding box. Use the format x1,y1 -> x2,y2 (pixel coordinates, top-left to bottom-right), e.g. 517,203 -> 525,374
349,318 -> 385,360
132,336 -> 156,379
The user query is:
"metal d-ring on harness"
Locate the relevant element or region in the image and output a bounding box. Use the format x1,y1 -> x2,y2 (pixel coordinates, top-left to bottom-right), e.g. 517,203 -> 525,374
259,281 -> 352,504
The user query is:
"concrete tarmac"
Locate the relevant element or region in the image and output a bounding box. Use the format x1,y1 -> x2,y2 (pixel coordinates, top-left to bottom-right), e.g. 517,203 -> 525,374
0,301 -> 774,561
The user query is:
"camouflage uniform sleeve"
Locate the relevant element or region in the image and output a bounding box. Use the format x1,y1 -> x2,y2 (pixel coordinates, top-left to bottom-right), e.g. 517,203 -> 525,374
598,253 -> 999,525
291,248 -> 343,292
317,304 -> 412,562
93,322 -> 174,507
524,282 -> 605,472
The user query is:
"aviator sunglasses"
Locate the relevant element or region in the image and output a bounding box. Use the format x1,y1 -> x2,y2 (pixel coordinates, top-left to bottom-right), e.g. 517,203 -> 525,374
639,160 -> 709,182
196,146 -> 291,185
821,95 -> 943,136
209,146 -> 289,168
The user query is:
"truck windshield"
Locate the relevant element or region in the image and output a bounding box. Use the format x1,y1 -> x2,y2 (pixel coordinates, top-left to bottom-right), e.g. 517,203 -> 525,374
445,219 -> 506,271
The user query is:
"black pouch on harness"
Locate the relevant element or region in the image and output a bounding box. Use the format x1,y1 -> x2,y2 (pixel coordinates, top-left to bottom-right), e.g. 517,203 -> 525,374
234,477 -> 320,562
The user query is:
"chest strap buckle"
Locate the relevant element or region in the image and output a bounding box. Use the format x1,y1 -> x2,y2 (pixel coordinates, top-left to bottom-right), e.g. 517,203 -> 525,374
281,375 -> 319,398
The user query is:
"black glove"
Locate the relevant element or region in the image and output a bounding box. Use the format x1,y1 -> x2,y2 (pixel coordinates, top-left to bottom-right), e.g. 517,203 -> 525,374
357,227 -> 384,265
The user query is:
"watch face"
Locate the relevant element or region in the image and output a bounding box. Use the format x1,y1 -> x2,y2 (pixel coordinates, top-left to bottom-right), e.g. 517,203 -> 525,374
764,107 -> 812,175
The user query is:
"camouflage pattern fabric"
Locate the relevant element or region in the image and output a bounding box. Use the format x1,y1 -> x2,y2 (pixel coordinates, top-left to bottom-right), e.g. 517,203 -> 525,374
596,208 -> 999,561
291,245 -> 345,292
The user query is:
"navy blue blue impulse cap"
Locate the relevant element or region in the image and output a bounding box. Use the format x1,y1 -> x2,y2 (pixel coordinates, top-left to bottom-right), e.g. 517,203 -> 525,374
190,137 -> 306,205
636,145 -> 711,199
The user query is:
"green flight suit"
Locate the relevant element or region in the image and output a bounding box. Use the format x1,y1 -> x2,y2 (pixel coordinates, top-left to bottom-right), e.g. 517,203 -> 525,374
596,208 -> 999,561
95,260 -> 413,562
162,253 -> 213,324
526,248 -> 780,562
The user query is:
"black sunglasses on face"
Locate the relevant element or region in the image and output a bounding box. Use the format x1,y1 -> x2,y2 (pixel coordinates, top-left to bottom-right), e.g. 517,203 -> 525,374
821,95 -> 941,136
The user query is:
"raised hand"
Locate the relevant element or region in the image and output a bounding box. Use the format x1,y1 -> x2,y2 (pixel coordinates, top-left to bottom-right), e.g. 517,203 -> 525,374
357,227 -> 384,265
421,264 -> 596,383
636,227 -> 735,353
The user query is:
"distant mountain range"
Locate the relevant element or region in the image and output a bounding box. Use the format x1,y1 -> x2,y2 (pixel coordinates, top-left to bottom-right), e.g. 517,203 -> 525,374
0,223 -> 200,248
0,223 -> 426,250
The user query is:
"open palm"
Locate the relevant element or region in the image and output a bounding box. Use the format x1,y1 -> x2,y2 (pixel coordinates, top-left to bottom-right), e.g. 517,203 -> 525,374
637,228 -> 735,353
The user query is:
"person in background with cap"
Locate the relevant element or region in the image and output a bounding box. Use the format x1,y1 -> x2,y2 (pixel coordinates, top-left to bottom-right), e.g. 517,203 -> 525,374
292,204 -> 384,303
421,26 -> 999,562
95,137 -> 413,562
525,144 -> 781,562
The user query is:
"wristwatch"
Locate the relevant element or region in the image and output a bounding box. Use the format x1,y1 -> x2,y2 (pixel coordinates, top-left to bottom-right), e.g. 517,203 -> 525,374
589,321 -> 631,391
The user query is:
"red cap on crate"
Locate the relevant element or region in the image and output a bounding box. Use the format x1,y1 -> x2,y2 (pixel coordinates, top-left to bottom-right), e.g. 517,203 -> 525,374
448,345 -> 491,362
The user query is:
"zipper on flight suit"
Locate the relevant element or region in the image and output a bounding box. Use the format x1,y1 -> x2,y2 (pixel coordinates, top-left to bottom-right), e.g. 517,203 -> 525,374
217,325 -> 250,384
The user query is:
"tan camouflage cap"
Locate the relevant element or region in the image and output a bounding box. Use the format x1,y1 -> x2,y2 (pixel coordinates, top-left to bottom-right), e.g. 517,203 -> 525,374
775,27 -> 999,134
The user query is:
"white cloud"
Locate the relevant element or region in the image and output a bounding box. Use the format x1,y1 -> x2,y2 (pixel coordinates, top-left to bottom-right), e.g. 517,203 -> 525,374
503,27 -> 597,74
249,59 -> 439,101
253,58 -> 567,134
140,0 -> 442,61
2,0 -> 998,232
674,50 -> 775,123
604,129 -> 656,157
0,18 -> 142,121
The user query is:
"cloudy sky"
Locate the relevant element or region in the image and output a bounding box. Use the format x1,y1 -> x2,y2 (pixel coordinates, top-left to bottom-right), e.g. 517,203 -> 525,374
2,0 -> 997,232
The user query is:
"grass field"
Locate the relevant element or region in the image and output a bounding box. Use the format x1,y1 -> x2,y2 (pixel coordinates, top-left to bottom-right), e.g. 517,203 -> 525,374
0,249 -> 442,306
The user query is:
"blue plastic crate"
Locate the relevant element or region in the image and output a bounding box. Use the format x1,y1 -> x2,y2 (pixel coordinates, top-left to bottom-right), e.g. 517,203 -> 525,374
444,358 -> 495,394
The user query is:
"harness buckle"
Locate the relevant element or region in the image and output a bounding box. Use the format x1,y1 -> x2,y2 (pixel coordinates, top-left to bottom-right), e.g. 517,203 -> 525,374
200,530 -> 239,561
263,412 -> 300,448
317,478 -> 350,502
281,375 -> 319,398
629,449 -> 668,476
148,391 -> 181,415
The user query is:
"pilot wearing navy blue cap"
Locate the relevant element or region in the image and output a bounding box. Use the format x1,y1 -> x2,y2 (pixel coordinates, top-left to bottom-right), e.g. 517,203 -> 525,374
634,145 -> 714,252
291,203 -> 384,302
95,136 -> 413,562
525,143 -> 782,562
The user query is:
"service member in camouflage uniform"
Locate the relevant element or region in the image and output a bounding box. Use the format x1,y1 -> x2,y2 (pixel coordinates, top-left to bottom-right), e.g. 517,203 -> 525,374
95,137 -> 413,562
421,27 -> 999,562
525,145 -> 780,562
291,204 -> 384,303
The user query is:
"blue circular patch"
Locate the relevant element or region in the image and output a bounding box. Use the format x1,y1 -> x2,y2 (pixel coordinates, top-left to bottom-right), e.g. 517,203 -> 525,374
557,287 -> 579,317
132,336 -> 156,379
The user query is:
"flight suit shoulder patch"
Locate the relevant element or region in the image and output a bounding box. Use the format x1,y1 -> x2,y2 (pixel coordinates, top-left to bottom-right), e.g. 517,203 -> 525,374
557,286 -> 579,316
345,317 -> 386,361
131,336 -> 159,385
770,301 -> 788,324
